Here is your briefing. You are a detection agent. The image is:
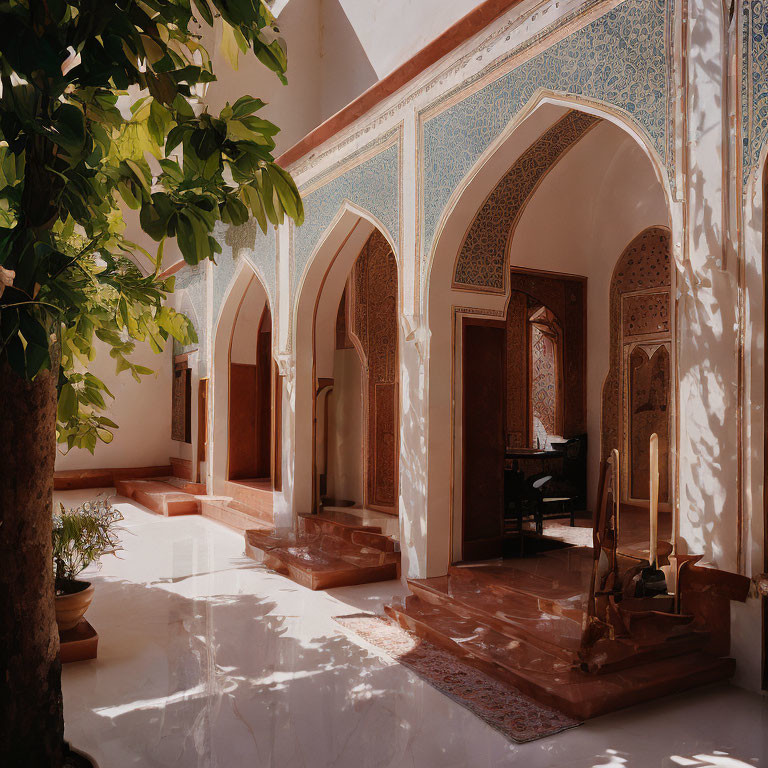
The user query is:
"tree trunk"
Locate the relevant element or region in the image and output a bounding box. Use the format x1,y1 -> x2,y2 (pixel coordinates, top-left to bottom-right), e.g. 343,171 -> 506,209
0,358 -> 64,766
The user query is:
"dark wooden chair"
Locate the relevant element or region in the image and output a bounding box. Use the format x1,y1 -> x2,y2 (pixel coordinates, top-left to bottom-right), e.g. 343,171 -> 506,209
527,472 -> 578,534
504,464 -> 540,546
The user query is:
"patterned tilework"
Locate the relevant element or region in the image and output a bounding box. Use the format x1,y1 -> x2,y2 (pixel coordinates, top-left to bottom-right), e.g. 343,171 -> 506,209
422,0 -> 671,265
170,222 -> 277,375
293,139 -> 400,295
212,221 -> 277,322
742,0 -> 768,185
454,111 -> 598,290
173,262 -> 207,373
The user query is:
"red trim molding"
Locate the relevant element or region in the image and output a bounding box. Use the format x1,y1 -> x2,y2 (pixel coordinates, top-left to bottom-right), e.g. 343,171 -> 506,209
54,465 -> 172,491
157,0 -> 521,280
276,0 -> 523,169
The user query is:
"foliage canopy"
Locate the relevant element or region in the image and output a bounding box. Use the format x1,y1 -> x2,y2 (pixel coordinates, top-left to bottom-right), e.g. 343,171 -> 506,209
0,0 -> 303,451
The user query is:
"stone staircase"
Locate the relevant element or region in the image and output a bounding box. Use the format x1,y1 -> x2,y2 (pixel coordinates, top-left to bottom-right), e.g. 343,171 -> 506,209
385,548 -> 735,720
116,476 -> 274,534
244,510 -> 400,590
114,476 -> 206,516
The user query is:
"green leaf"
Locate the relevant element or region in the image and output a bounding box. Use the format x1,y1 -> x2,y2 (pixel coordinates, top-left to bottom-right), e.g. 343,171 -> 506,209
230,96 -> 265,119
58,383 -> 77,422
192,0 -> 214,25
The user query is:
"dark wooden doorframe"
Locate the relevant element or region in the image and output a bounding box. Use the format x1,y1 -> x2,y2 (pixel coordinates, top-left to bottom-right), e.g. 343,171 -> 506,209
461,317 -> 506,562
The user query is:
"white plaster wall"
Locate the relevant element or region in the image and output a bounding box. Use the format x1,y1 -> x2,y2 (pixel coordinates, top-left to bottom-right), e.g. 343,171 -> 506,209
509,120 -> 670,506
319,0 -> 378,119
230,281 -> 267,365
54,340 -> 174,471
331,0 -> 489,79
204,0 -> 323,155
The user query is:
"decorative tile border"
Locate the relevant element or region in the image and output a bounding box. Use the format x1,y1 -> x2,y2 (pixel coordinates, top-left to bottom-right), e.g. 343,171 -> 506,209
741,0 -> 768,186
291,128 -> 402,298
419,0 -> 673,281
453,110 -> 599,291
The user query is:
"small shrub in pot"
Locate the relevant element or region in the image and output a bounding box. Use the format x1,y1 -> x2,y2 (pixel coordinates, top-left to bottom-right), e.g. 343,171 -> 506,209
52,499 -> 123,631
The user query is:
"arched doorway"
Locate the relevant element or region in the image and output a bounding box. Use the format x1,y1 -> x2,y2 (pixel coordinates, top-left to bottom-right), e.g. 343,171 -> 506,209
211,265 -> 278,521
314,230 -> 399,519
293,205 -> 400,534
228,279 -> 273,483
422,100 -> 677,572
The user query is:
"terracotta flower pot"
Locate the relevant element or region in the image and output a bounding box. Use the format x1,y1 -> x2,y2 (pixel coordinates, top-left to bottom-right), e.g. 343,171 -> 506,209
55,580 -> 94,632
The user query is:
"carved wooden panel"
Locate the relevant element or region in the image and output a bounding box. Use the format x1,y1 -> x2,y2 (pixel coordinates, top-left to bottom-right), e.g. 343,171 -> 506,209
622,292 -> 670,337
505,291 -> 528,447
372,383 -> 397,507
349,229 -> 399,511
228,363 -> 258,480
255,307 -> 272,479
628,345 -> 670,502
463,320 -> 506,560
172,359 -> 191,443
335,287 -> 352,349
601,226 -> 672,506
507,271 -> 586,439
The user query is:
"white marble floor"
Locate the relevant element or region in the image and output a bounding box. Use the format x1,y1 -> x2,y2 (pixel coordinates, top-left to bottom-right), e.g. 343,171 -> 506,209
58,490 -> 768,768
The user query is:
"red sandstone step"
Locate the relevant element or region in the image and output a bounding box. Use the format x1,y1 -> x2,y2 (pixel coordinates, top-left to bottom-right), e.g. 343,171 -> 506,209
221,480 -> 274,526
413,569 -> 709,673
244,528 -> 400,590
163,476 -> 207,495
409,575 -> 583,663
385,595 -> 733,720
300,515 -> 397,553
114,478 -> 201,516
200,497 -> 273,533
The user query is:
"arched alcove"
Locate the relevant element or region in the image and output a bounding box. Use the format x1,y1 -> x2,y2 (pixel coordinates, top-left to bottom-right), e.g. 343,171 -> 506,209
422,97 -> 676,574
210,263 -> 276,501
293,203 -> 401,528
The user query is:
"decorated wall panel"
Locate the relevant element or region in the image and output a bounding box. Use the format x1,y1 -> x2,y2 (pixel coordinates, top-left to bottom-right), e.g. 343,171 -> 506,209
531,322 -> 559,440
349,229 -> 399,511
602,226 -> 672,502
213,222 -> 277,322
421,0 -> 672,277
454,110 -> 599,291
293,132 -> 400,296
507,270 -> 586,439
741,0 -> 768,185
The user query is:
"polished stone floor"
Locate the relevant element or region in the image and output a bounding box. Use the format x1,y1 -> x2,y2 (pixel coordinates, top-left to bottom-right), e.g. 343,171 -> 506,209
58,490 -> 768,768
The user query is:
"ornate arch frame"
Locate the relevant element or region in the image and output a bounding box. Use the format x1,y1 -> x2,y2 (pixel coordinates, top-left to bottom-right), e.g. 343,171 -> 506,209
420,92 -> 681,574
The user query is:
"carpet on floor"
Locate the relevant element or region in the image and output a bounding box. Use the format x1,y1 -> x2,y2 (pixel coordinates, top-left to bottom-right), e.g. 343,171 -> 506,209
334,613 -> 581,743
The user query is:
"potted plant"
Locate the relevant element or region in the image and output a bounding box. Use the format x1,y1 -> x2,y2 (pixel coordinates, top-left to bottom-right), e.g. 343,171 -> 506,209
52,499 -> 123,632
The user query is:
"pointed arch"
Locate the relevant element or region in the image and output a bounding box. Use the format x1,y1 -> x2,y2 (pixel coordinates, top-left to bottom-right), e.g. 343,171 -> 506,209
292,201 -> 402,518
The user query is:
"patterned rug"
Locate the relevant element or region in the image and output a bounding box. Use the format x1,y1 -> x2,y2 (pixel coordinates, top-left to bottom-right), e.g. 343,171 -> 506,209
334,613 -> 581,743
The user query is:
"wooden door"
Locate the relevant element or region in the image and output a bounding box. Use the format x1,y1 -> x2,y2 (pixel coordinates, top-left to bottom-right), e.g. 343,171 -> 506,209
228,363 -> 258,479
255,309 -> 272,479
196,378 -> 208,482
462,319 -> 506,561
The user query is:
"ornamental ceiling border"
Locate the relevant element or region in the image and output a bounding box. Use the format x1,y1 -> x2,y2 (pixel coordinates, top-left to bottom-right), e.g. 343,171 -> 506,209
453,110 -> 600,292
417,0 -> 674,305
285,125 -> 403,353
740,0 -> 768,188
285,0 -> 580,179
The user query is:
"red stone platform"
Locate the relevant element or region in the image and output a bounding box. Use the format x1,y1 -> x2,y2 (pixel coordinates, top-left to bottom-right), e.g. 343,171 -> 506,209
60,619 -> 98,664
201,496 -> 273,533
115,477 -> 205,516
385,550 -> 736,720
244,511 -> 400,590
